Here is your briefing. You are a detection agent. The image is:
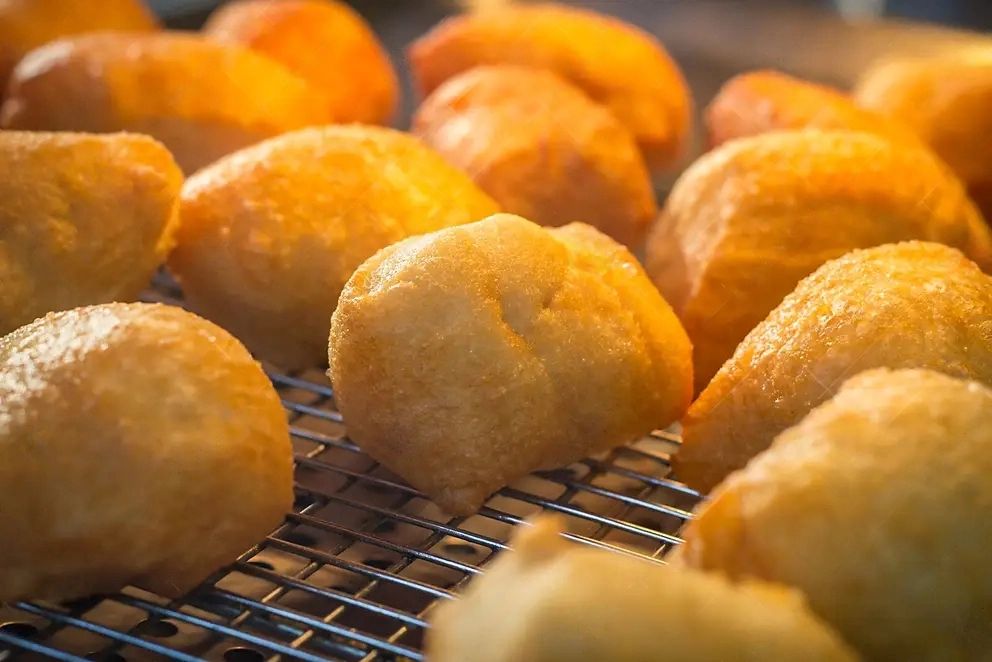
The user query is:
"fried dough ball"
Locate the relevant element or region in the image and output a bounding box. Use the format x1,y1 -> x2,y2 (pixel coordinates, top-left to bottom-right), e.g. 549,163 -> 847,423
0,130 -> 182,336
408,3 -> 692,171
0,32 -> 333,173
854,55 -> 992,221
677,368 -> 992,661
428,515 -> 859,662
0,302 -> 293,604
329,214 -> 693,515
645,130 -> 992,394
203,0 -> 399,126
705,70 -> 919,149
0,0 -> 158,95
169,125 -> 499,371
673,241 -> 992,494
411,65 -> 657,248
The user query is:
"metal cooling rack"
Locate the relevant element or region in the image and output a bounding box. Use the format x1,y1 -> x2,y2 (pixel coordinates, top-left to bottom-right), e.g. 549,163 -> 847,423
0,274 -> 702,662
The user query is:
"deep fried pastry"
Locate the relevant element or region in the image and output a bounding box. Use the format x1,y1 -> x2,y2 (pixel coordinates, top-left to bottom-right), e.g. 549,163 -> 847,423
169,125 -> 499,370
412,65 -> 656,247
0,303 -> 293,603
674,241 -> 992,493
706,69 -> 918,148
854,54 -> 992,222
329,214 -> 693,515
0,0 -> 158,94
0,32 -> 332,173
678,368 -> 992,661
203,0 -> 399,126
408,2 -> 692,171
646,130 -> 992,394
0,131 -> 181,336
428,515 -> 859,662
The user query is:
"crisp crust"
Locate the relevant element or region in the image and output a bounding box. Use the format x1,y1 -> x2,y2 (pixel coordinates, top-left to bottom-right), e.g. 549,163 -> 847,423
412,65 -> 657,248
328,213 -> 692,515
168,125 -> 499,370
675,241 -> 992,493
0,130 -> 182,336
645,130 -> 992,394
407,3 -> 692,171
680,368 -> 992,660
0,302 -> 294,603
0,32 -> 332,173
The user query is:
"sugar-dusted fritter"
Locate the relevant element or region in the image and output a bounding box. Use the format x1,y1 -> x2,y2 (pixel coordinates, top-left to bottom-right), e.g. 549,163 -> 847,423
0,303 -> 293,604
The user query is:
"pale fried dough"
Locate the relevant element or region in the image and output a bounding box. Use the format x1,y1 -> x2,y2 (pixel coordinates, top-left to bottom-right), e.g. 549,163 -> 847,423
0,303 -> 293,603
428,515 -> 859,662
412,65 -> 657,247
678,368 -> 992,661
328,214 -> 692,515
674,241 -> 992,493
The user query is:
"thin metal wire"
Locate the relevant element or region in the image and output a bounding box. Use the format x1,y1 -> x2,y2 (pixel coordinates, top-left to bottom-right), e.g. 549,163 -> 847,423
0,281 -> 702,662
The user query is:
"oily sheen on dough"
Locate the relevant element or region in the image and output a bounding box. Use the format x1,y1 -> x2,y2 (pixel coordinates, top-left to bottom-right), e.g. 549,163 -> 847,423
0,303 -> 294,604
645,129 -> 992,394
328,214 -> 693,515
427,515 -> 859,662
169,125 -> 499,370
674,241 -> 992,493
0,130 -> 182,337
677,368 -> 992,661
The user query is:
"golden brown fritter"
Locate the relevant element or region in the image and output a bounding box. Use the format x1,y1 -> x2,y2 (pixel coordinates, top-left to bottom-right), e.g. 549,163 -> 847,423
0,31 -> 332,173
328,214 -> 693,516
854,54 -> 992,222
411,65 -> 657,248
677,368 -> 992,661
168,125 -> 500,371
0,302 -> 293,604
645,130 -> 992,394
203,0 -> 399,126
0,0 -> 158,95
674,241 -> 992,494
705,69 -> 919,149
428,515 -> 859,662
407,2 -> 692,172
0,130 -> 182,336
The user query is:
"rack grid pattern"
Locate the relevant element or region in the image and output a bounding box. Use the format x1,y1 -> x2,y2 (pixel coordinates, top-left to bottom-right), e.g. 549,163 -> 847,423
0,278 -> 703,662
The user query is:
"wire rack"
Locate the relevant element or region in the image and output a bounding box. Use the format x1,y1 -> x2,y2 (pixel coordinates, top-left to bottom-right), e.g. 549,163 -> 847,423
0,274 -> 703,662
